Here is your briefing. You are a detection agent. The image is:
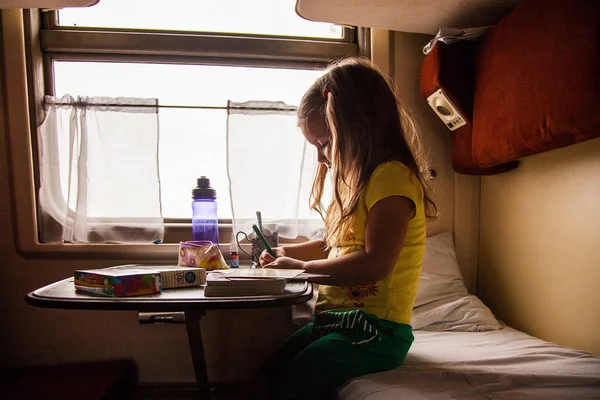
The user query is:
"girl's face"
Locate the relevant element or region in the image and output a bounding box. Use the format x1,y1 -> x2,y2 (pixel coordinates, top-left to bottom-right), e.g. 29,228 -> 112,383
300,114 -> 331,168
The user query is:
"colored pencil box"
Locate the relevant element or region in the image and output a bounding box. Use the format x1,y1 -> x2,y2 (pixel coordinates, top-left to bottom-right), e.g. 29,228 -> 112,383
74,267 -> 162,297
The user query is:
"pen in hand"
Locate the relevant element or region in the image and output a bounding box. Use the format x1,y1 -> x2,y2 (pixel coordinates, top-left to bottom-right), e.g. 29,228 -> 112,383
252,223 -> 277,258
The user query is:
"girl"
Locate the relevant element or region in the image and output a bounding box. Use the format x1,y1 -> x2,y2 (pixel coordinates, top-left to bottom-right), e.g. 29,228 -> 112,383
256,57 -> 437,400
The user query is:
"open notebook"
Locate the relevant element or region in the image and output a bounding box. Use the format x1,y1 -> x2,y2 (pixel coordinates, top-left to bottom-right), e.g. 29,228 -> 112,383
204,268 -> 326,297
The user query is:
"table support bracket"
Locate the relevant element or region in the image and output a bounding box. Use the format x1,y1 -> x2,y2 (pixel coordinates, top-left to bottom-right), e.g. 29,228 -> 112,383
185,310 -> 211,400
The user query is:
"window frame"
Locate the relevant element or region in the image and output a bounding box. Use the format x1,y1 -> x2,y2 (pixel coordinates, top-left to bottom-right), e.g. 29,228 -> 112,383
5,8 -> 368,260
44,7 -> 357,41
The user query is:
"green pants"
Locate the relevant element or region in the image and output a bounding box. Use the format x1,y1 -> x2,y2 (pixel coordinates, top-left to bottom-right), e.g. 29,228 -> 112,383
262,310 -> 414,400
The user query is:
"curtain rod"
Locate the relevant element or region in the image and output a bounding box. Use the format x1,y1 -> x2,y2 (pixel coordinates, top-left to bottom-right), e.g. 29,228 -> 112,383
43,102 -> 298,112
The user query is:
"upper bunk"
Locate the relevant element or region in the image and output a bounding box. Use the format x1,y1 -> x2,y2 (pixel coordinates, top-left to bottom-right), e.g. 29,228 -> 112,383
297,0 -> 600,176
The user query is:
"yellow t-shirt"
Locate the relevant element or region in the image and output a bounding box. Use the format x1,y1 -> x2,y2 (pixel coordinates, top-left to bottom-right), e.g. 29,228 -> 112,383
315,161 -> 426,325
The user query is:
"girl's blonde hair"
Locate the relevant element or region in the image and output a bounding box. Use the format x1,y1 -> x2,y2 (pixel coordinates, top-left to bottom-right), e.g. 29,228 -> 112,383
298,57 -> 438,246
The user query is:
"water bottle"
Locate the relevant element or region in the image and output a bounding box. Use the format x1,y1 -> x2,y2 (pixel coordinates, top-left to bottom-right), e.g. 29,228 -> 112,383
191,176 -> 219,245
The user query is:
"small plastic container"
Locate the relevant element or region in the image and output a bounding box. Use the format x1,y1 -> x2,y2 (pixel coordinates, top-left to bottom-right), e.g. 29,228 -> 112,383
191,176 -> 219,245
229,233 -> 240,268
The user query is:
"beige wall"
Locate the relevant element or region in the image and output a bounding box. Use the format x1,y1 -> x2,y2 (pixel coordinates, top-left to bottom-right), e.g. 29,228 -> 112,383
391,32 -> 454,237
478,137 -> 600,356
391,31 -> 480,293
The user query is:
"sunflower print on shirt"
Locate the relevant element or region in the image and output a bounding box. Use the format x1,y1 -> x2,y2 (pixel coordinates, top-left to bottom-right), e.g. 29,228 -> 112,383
341,245 -> 380,308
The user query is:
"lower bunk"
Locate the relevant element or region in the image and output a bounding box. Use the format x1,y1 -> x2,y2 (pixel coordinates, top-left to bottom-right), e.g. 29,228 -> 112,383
338,324 -> 600,399
334,231 -> 600,399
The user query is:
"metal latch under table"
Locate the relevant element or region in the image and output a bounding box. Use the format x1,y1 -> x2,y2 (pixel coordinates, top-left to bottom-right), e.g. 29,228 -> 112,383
138,311 -> 186,324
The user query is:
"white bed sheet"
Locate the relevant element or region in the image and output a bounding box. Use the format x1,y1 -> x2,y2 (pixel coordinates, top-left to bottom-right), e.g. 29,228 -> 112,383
338,325 -> 600,400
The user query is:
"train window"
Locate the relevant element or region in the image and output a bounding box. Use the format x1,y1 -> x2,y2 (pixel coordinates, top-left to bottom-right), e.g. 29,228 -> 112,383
24,1 -> 363,247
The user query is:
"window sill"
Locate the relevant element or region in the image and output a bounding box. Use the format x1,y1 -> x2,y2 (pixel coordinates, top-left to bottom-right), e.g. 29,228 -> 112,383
17,222 -> 222,261
17,222 -> 307,261
17,241 -> 181,261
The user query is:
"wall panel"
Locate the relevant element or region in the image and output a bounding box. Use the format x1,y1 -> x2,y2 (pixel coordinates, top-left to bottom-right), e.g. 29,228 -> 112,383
479,137 -> 600,356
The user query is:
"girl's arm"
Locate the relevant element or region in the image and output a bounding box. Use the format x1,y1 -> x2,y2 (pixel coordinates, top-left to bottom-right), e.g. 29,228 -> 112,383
266,196 -> 413,286
259,239 -> 328,266
281,240 -> 329,261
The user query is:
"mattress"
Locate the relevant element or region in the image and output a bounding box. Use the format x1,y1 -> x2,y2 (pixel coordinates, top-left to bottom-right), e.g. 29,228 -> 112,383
338,325 -> 600,400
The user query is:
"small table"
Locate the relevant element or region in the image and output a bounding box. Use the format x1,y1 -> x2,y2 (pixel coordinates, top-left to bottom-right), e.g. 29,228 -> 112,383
25,277 -> 313,400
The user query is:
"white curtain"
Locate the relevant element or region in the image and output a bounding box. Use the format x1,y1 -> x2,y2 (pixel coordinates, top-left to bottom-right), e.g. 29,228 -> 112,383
226,100 -> 325,239
38,95 -> 163,243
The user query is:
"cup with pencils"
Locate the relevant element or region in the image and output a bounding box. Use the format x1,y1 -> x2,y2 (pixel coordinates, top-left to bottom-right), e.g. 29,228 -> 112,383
235,215 -> 279,267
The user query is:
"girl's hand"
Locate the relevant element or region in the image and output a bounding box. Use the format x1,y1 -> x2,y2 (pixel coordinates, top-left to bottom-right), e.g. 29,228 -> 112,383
263,256 -> 306,270
259,247 -> 286,267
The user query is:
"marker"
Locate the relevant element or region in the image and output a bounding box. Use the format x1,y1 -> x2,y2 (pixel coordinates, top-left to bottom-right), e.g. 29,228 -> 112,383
256,211 -> 263,232
252,223 -> 276,258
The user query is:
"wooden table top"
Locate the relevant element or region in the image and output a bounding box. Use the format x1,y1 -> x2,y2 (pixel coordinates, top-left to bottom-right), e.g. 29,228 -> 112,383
26,277 -> 313,312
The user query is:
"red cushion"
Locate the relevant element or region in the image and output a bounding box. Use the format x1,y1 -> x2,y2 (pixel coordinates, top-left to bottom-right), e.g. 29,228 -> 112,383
472,0 -> 600,168
420,42 -> 518,175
